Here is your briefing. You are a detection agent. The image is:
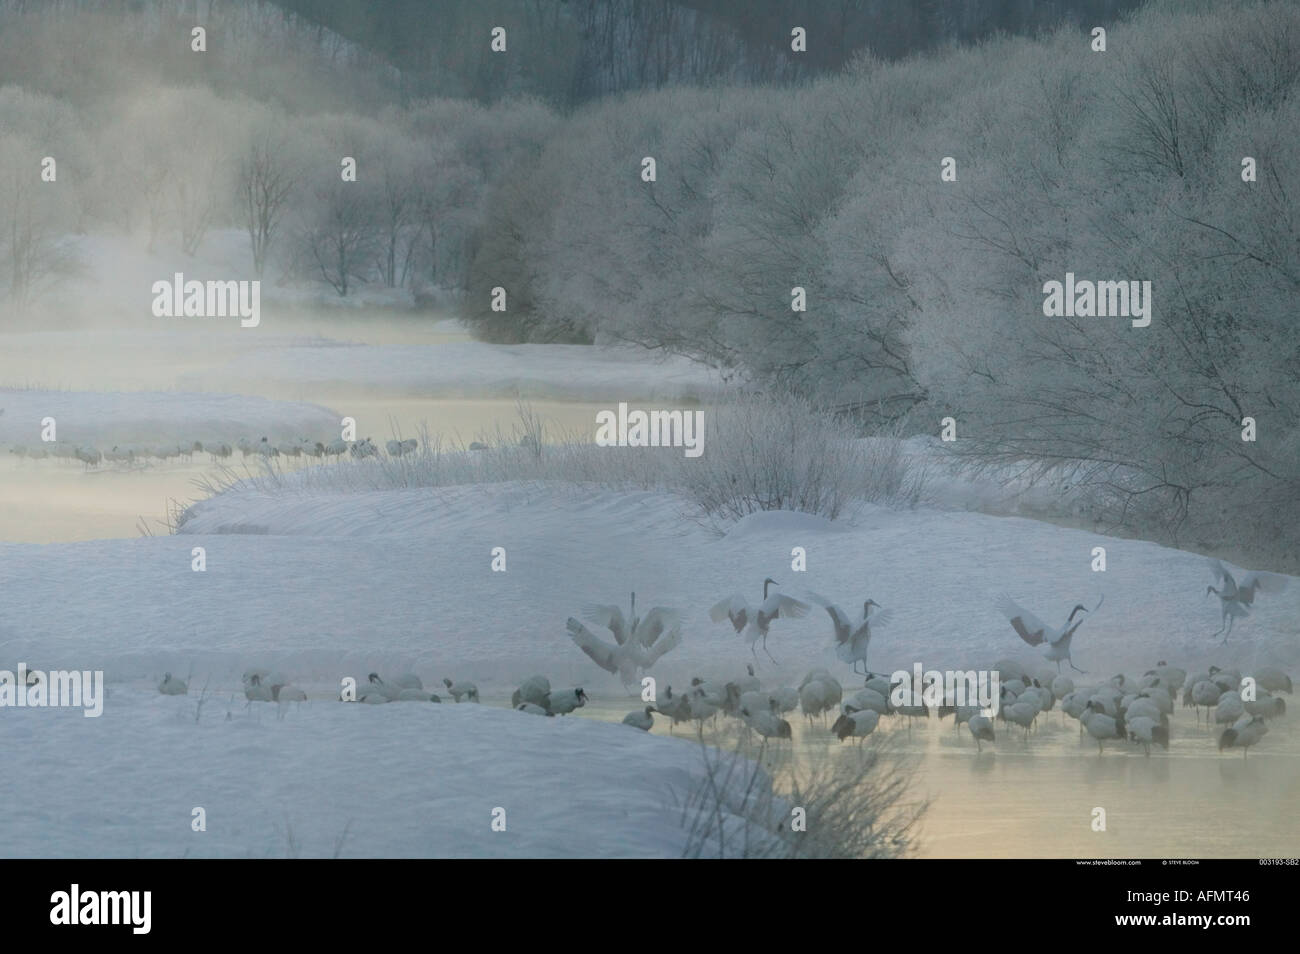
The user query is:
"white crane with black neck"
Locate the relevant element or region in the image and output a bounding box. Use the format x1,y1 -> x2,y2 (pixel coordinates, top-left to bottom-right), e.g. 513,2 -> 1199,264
808,592 -> 892,675
567,590 -> 683,688
1206,559 -> 1287,641
997,594 -> 1102,674
710,577 -> 810,663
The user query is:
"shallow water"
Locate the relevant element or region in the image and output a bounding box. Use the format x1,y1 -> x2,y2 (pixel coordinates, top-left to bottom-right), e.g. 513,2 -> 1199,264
0,316 -> 618,542
100,675 -> 1300,858
577,695 -> 1300,858
0,400 -> 610,542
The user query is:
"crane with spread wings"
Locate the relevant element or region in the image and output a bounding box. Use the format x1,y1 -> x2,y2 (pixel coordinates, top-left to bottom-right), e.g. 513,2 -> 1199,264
997,594 -> 1102,673
1206,559 -> 1288,640
567,591 -> 683,687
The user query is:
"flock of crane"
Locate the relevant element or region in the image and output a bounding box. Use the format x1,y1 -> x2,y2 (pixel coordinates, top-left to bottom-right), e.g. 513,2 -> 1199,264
158,668 -> 480,705
152,558 -> 1291,761
950,659 -> 1291,758
153,652 -> 1293,762
5,435 -> 423,468
615,656 -> 1289,761
556,564 -> 1293,757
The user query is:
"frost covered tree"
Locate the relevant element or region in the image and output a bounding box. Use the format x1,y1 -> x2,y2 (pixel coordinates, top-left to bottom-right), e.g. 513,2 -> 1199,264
238,125 -> 297,278
902,4 -> 1300,560
0,93 -> 81,313
300,181 -> 380,297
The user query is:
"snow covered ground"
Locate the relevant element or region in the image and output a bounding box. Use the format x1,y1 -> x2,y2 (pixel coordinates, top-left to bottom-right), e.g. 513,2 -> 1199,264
44,230 -> 430,321
5,482 -> 1296,691
12,227 -> 723,404
1,326 -> 721,406
188,340 -> 725,402
0,388 -> 339,448
0,687 -> 728,858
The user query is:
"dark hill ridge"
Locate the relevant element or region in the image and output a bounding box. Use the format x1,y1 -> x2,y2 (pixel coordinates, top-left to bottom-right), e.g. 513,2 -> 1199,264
268,0 -> 1147,104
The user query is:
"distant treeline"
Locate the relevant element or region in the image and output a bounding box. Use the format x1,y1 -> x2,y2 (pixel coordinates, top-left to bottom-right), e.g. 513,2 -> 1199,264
269,0 -> 1146,104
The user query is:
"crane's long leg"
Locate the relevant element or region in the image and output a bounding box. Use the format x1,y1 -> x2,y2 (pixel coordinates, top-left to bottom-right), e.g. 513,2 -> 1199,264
1211,607 -> 1227,639
1069,660 -> 1087,674
1220,613 -> 1236,644
762,631 -> 778,664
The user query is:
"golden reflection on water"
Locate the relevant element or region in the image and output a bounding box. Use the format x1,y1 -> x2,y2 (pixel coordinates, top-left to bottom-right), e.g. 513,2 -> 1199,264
580,695 -> 1300,858
0,313 -> 673,542
0,397 -> 610,543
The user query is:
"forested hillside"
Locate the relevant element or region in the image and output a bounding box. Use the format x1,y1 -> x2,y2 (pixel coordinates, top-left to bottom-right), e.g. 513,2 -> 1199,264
0,0 -> 1294,563
458,0 -> 1299,563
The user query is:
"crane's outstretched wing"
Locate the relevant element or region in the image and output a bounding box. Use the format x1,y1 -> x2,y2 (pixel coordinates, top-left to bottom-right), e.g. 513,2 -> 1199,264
709,594 -> 749,632
762,592 -> 811,620
567,618 -> 619,673
853,608 -> 893,643
635,607 -> 682,648
1207,559 -> 1240,598
829,608 -> 855,645
582,604 -> 630,645
1236,572 -> 1287,605
635,625 -> 682,667
997,596 -> 1050,647
805,591 -> 851,644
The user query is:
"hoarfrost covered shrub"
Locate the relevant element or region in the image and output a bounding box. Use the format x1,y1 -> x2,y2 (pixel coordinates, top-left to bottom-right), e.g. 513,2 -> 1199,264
678,392 -> 914,523
676,734 -> 927,859
183,396 -> 921,530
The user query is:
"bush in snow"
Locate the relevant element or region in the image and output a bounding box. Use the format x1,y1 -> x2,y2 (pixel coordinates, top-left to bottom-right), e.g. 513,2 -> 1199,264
677,391 -> 917,524
184,397 -> 922,530
676,732 -> 927,859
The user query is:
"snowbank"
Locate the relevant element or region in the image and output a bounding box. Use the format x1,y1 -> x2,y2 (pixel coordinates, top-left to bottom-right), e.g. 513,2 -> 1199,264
0,388 -> 339,447
0,688 -> 723,858
6,484 -> 1294,691
195,341 -> 725,402
4,480 -> 1297,858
